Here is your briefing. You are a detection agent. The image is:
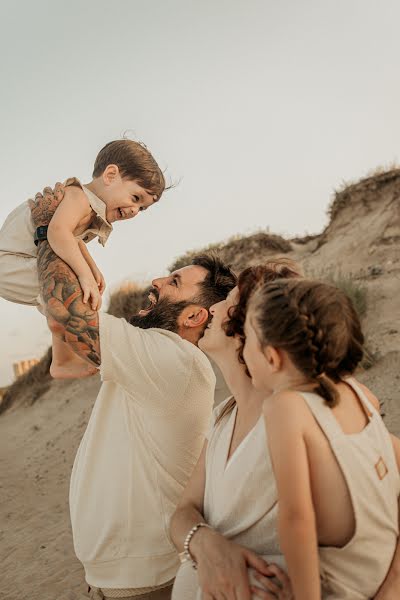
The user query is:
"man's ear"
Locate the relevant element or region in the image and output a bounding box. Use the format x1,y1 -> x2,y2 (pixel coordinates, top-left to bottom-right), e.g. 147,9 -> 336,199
182,306 -> 209,329
102,164 -> 120,185
263,345 -> 282,373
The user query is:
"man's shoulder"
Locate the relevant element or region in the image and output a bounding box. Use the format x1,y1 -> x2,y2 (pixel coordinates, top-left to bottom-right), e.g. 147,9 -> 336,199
100,313 -> 215,377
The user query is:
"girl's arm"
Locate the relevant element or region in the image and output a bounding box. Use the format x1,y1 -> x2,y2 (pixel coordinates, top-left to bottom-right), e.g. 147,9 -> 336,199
47,187 -> 101,309
264,391 -> 321,600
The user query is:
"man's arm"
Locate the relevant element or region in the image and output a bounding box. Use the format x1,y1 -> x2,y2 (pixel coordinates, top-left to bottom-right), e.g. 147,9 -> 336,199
31,185 -> 101,367
37,239 -> 101,366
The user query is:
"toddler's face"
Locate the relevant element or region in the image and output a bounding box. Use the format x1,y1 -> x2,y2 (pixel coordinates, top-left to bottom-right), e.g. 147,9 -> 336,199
103,177 -> 158,223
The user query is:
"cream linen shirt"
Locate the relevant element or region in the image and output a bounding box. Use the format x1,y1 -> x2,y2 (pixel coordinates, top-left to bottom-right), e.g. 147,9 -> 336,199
70,313 -> 216,590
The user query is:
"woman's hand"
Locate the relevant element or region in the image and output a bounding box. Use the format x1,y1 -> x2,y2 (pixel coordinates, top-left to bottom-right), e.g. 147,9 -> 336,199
251,563 -> 294,599
192,528 -> 272,600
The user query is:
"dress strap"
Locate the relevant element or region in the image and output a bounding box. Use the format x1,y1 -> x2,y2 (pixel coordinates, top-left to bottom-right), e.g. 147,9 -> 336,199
299,391 -> 344,443
344,377 -> 377,418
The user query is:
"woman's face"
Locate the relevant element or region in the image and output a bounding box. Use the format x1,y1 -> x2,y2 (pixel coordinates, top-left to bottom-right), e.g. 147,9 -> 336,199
199,286 -> 240,355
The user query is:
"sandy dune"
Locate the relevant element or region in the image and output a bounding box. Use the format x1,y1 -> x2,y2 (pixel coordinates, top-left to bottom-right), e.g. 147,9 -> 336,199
0,169 -> 399,599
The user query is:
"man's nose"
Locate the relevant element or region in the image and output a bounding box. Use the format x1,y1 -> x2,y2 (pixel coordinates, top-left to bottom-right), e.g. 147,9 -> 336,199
152,277 -> 164,290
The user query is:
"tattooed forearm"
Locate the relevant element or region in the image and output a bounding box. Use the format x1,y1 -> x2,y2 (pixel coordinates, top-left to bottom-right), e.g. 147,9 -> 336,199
37,241 -> 101,366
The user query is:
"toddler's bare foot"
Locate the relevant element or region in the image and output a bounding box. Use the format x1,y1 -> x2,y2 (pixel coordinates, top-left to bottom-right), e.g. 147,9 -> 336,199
50,357 -> 98,379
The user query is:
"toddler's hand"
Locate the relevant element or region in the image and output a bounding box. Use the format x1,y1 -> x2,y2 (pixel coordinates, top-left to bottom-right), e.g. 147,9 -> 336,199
91,266 -> 106,295
79,274 -> 102,311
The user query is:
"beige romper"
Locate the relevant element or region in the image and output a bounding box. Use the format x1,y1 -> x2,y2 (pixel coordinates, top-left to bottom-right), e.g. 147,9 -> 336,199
302,379 -> 400,599
0,178 -> 112,305
172,379 -> 400,600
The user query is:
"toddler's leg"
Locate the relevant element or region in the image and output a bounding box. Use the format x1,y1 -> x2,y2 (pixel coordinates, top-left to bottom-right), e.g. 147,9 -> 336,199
50,334 -> 98,379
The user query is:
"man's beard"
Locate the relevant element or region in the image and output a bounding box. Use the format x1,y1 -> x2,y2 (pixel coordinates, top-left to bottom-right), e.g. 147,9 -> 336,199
129,296 -> 191,333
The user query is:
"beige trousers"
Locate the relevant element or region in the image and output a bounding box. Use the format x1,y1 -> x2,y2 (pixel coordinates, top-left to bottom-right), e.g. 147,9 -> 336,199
88,584 -> 173,600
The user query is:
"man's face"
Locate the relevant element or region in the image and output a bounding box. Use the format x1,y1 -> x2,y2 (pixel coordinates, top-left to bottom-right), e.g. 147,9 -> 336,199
140,265 -> 209,315
130,265 -> 208,332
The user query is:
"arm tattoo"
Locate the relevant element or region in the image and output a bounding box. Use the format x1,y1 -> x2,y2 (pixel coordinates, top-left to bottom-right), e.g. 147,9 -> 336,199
37,241 -> 101,366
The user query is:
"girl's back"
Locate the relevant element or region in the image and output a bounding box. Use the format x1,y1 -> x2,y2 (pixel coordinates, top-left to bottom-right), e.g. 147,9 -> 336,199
303,378 -> 400,598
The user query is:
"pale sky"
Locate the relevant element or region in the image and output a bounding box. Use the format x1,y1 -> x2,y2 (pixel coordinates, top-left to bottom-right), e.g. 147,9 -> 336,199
1,0 -> 400,385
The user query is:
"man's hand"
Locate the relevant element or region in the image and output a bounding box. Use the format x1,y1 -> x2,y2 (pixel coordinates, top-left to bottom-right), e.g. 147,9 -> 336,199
29,183 -> 65,228
251,564 -> 294,599
191,528 -> 272,600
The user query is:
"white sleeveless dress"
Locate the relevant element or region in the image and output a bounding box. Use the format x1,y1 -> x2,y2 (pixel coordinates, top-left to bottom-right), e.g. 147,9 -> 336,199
172,396 -> 283,600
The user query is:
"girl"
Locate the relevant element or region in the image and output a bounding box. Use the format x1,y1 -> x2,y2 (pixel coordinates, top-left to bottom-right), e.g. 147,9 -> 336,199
243,278 -> 400,599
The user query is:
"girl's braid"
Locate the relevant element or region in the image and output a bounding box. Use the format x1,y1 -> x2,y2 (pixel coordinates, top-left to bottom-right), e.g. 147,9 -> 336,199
251,279 -> 364,406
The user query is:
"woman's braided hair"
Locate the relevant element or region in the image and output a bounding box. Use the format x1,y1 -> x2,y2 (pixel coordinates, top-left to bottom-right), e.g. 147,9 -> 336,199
249,278 -> 364,406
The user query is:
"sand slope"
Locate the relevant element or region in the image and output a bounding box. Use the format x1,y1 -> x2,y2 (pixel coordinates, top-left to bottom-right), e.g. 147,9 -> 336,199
0,377 -> 100,600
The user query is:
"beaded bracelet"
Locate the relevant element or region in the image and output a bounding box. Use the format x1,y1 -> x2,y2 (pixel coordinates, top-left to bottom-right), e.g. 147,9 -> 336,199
183,522 -> 212,569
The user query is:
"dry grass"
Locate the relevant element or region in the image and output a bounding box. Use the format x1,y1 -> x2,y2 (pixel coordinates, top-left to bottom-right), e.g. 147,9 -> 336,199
107,282 -> 149,320
169,232 -> 292,272
328,168 -> 400,224
328,274 -> 367,318
309,271 -> 374,371
307,268 -> 367,319
0,348 -> 52,415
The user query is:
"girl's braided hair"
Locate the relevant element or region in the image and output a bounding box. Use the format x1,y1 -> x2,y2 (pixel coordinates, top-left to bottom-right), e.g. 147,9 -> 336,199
249,278 -> 364,406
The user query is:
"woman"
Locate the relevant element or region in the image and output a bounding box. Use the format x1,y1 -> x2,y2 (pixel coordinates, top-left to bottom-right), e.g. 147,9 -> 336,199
170,259 -> 400,600
170,259 -> 300,600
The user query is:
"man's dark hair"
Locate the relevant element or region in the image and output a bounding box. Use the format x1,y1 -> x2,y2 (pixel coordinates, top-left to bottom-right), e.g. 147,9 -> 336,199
190,254 -> 237,308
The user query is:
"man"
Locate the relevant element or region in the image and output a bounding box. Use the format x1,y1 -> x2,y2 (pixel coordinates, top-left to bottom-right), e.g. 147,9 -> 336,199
30,185 -> 237,600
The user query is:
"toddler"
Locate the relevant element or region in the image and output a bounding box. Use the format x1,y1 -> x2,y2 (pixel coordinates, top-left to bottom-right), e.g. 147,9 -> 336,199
243,278 -> 400,599
0,139 -> 165,378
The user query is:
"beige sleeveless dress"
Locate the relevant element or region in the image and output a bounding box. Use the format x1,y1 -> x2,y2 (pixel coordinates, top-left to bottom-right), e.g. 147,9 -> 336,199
0,178 -> 112,305
302,378 -> 400,598
172,379 -> 399,599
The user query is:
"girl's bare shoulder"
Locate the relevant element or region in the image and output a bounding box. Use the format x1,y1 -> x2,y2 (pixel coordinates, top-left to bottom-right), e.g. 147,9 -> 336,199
263,389 -> 313,431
